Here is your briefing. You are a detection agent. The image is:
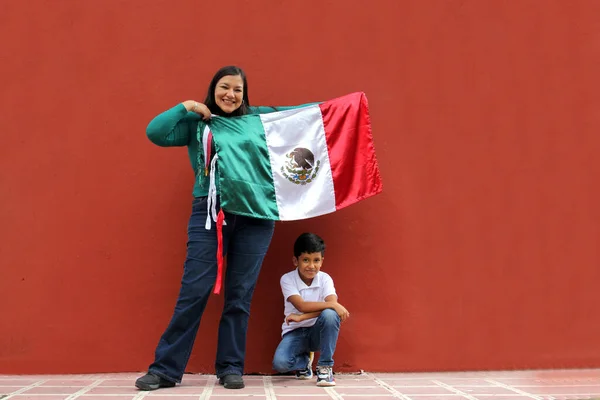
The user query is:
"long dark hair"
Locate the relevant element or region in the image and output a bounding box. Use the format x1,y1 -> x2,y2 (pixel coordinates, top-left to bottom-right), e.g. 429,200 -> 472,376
203,66 -> 250,117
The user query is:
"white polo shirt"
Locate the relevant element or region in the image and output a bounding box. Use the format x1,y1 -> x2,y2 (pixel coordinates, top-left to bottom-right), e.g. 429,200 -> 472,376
280,269 -> 337,337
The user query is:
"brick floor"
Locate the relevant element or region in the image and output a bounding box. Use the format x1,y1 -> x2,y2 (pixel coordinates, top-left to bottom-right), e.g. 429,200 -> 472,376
1,369 -> 600,399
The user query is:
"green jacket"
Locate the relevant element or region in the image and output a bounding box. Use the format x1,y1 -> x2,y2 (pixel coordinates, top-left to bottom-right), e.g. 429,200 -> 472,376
146,103 -> 309,197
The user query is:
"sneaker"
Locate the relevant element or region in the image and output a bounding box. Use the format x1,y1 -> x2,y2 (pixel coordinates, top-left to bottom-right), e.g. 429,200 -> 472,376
295,351 -> 314,380
316,366 -> 335,387
218,374 -> 245,389
135,372 -> 176,391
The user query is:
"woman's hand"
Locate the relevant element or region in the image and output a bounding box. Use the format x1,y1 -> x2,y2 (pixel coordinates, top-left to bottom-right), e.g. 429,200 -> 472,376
183,100 -> 211,121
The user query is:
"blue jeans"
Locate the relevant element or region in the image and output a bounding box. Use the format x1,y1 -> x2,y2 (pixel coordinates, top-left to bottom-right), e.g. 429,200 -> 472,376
272,309 -> 341,372
149,197 -> 275,382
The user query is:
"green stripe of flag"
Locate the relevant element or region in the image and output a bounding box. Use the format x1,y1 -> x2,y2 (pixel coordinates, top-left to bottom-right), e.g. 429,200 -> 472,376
209,114 -> 279,220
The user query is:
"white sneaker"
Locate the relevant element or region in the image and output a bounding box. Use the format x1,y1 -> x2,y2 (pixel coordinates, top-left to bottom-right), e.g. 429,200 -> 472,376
316,365 -> 335,387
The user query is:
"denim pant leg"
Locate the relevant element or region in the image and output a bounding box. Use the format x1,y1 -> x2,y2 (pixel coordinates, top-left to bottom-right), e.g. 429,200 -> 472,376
214,214 -> 275,378
149,197 -> 229,382
308,309 -> 341,367
272,328 -> 311,372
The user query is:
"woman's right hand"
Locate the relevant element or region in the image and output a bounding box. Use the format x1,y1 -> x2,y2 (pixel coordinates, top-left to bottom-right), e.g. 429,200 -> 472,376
183,100 -> 211,121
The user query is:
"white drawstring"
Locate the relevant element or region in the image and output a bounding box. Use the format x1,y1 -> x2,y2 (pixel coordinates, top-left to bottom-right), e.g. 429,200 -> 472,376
202,125 -> 210,175
205,153 -> 226,230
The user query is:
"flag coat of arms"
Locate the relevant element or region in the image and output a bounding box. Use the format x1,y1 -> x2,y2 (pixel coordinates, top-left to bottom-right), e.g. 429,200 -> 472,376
206,91 -> 383,221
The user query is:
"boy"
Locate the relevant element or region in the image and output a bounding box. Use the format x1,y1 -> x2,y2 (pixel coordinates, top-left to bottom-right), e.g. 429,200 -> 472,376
272,233 -> 350,387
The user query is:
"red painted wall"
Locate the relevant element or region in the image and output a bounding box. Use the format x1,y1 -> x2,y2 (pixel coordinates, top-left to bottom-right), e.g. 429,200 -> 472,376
1,0 -> 600,374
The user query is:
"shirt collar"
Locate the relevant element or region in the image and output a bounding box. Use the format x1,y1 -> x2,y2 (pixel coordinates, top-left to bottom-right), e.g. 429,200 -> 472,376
295,268 -> 321,289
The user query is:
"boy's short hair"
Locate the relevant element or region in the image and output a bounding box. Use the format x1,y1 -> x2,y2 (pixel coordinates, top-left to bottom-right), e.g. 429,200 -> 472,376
293,232 -> 326,257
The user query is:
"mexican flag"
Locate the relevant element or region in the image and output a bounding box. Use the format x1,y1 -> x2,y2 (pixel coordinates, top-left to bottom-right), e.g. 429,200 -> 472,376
207,91 -> 383,221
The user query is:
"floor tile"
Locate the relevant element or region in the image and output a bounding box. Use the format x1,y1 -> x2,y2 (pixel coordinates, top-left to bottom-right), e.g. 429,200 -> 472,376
141,397 -> 199,400
273,385 -> 334,395
21,386 -> 85,395
435,378 -> 502,385
97,379 -> 138,387
0,380 -> 42,386
517,385 -> 600,395
85,386 -> 140,394
40,379 -> 96,386
380,379 -> 439,385
474,397 -> 540,400
394,386 -> 455,395
205,396 -> 265,400
398,396 -> 470,400
268,397 -> 331,400
210,385 -> 266,395
78,397 -> 135,400
452,385 -> 522,395
335,385 -> 395,395
0,386 -> 27,395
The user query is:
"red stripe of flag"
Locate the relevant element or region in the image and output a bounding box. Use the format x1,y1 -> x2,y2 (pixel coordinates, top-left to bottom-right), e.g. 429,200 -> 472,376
319,92 -> 383,210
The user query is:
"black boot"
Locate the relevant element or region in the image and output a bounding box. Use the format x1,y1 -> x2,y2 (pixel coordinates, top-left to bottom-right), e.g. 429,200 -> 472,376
219,374 -> 245,389
135,372 -> 176,391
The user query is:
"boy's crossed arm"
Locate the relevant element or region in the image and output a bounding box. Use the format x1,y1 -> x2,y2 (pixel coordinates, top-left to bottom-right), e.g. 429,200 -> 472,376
286,294 -> 350,323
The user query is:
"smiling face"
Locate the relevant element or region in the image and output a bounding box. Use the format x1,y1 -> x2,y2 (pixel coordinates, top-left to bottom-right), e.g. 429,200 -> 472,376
214,74 -> 244,114
294,251 -> 324,285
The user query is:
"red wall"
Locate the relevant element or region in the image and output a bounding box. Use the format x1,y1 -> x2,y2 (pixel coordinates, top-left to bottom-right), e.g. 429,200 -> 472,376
1,0 -> 600,374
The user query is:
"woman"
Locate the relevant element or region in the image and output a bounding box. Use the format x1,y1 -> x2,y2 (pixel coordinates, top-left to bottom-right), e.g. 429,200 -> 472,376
135,66 -> 299,390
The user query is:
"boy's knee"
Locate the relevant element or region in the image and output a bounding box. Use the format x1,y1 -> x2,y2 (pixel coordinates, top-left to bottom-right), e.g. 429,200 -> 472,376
272,354 -> 292,373
320,309 -> 340,324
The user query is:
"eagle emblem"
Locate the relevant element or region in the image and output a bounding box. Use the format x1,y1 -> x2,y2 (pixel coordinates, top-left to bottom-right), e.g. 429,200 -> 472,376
281,147 -> 321,185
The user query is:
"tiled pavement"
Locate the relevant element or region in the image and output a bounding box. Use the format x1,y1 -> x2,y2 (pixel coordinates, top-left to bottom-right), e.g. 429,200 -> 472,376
1,369 -> 600,400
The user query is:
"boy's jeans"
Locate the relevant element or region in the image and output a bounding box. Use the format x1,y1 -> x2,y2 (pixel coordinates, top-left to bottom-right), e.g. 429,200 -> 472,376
148,197 -> 275,382
272,309 -> 341,372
